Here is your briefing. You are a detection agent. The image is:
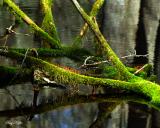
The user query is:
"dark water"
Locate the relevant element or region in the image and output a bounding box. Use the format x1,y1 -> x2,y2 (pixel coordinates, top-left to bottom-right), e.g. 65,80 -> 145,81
0,0 -> 160,128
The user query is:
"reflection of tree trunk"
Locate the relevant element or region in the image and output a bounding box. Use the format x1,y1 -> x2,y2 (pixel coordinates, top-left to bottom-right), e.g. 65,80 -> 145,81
128,103 -> 150,128
134,0 -> 148,65
89,102 -> 119,128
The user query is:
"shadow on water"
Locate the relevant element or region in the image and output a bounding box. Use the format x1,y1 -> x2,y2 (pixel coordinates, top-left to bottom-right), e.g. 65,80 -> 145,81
0,0 -> 160,128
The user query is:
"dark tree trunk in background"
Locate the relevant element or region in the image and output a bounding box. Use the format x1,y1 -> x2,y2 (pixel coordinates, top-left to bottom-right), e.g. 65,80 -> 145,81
152,20 -> 160,128
128,103 -> 149,128
134,0 -> 148,65
154,20 -> 160,82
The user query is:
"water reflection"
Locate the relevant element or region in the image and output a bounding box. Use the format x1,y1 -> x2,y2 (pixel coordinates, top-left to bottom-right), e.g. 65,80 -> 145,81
0,0 -> 160,128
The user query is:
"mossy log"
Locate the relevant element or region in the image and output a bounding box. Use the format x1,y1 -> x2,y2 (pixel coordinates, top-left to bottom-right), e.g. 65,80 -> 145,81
3,0 -> 61,48
0,65 -> 66,89
70,0 -> 160,108
1,50 -> 160,110
0,64 -> 151,87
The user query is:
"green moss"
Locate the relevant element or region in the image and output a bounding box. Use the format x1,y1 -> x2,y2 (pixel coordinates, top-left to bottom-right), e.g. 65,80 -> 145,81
2,0 -> 160,110
72,0 -> 105,47
4,0 -> 61,49
0,66 -> 17,74
90,0 -> 105,16
103,66 -> 118,79
5,47 -> 91,61
1,50 -> 160,109
72,0 -> 135,80
41,0 -> 60,47
103,66 -> 147,79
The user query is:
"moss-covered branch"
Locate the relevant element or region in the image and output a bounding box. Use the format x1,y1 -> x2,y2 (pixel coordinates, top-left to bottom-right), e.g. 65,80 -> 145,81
0,47 -> 91,61
1,0 -> 160,112
71,0 -> 134,80
1,50 -> 160,109
3,0 -> 61,48
0,65 -> 66,89
79,0 -> 104,37
40,0 -> 60,47
73,0 -> 105,46
0,62 -> 152,87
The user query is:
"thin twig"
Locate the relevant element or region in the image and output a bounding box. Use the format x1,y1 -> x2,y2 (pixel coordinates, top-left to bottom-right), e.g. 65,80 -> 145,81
6,25 -> 31,36
21,48 -> 30,67
80,56 -> 109,68
134,64 -> 148,74
121,50 -> 148,59
80,50 -> 148,69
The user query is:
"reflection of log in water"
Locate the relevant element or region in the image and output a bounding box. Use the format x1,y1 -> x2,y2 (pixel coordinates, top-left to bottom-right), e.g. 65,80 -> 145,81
0,93 -> 149,118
